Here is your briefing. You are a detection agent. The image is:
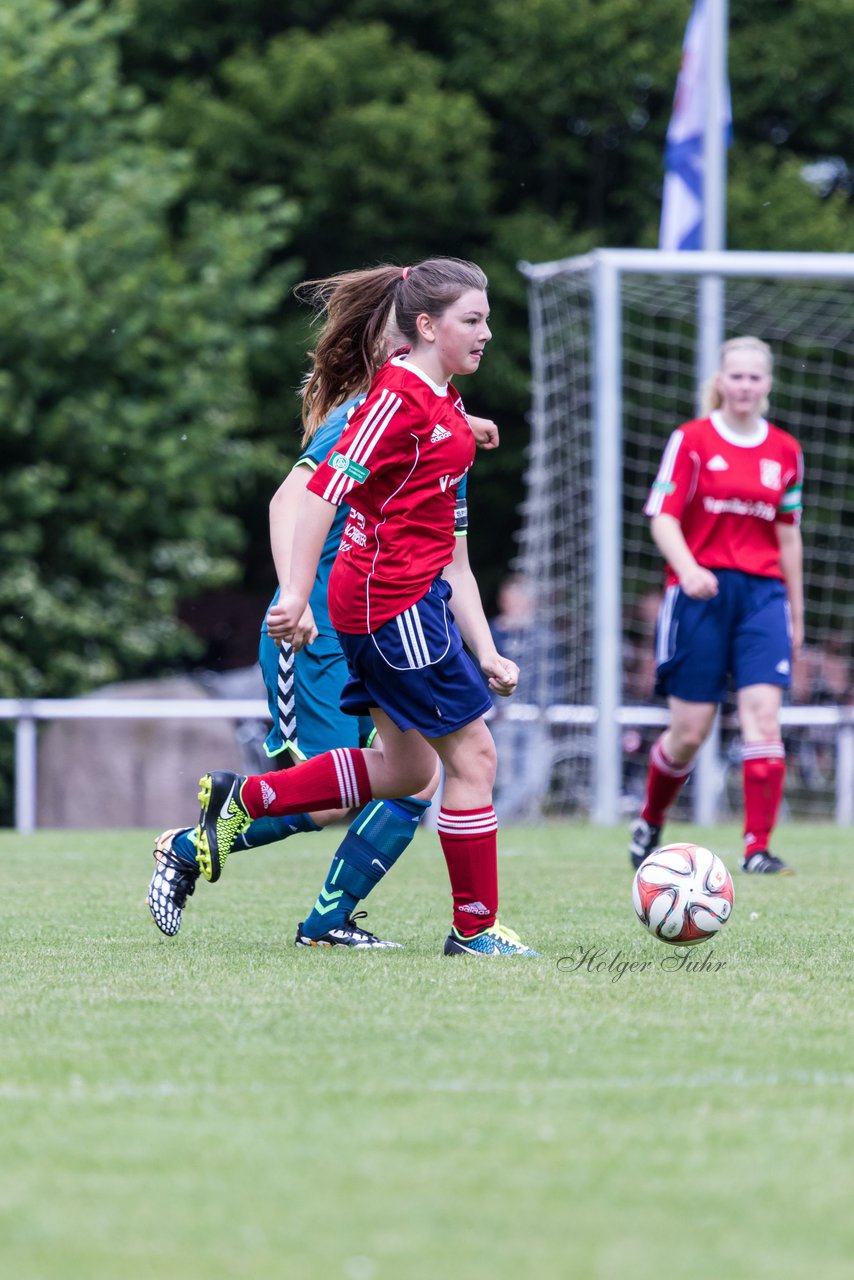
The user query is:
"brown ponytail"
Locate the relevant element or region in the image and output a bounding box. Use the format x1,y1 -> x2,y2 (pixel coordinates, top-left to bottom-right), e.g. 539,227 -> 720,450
296,257 -> 488,439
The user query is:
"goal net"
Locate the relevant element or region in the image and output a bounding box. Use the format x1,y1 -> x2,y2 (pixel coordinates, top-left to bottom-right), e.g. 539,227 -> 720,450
513,250 -> 854,824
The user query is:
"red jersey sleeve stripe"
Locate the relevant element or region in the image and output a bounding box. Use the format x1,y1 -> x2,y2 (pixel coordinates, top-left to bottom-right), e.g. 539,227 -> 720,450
323,391 -> 402,505
645,429 -> 684,517
350,390 -> 402,465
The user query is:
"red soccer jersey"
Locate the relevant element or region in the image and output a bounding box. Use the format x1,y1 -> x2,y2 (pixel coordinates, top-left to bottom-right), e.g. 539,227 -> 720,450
307,354 -> 476,633
644,412 -> 803,585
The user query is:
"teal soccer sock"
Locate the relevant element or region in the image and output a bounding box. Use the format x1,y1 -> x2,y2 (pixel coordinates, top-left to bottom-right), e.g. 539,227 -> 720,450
168,814 -> 320,865
233,813 -> 320,851
299,797 -> 430,938
169,827 -> 202,866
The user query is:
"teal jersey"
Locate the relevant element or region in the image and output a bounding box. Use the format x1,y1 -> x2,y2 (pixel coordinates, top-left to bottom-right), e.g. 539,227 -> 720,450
294,397 -> 367,637
265,396 -> 365,639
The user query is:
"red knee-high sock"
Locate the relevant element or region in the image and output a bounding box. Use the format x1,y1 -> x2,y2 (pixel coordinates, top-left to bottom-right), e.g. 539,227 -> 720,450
742,740 -> 785,858
641,735 -> 695,826
438,807 -> 499,935
240,748 -> 372,818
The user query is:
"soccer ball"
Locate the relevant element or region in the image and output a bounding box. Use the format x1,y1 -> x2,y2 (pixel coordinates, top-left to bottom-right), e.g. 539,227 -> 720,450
632,842 -> 734,946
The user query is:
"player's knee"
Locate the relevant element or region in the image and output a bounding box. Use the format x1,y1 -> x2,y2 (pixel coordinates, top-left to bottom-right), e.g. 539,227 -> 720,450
684,730 -> 707,756
373,744 -> 436,798
753,713 -> 781,741
669,723 -> 708,757
412,761 -> 443,803
404,757 -> 439,796
448,732 -> 497,790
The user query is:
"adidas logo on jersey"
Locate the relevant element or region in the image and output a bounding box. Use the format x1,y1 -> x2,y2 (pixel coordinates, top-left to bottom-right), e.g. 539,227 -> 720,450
430,424 -> 452,443
707,455 -> 729,471
775,659 -> 790,675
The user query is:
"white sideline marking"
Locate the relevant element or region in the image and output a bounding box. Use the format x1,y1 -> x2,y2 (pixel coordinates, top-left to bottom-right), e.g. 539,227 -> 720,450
0,1069 -> 851,1103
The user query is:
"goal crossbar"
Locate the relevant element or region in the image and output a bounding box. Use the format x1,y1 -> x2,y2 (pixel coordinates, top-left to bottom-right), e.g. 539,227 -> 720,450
521,249 -> 854,282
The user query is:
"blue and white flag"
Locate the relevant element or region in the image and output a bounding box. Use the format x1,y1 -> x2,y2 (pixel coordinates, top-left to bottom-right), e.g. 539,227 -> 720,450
659,0 -> 732,250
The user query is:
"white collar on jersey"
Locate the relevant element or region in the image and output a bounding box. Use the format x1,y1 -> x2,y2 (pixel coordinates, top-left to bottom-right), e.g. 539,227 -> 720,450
710,409 -> 769,448
390,354 -> 449,397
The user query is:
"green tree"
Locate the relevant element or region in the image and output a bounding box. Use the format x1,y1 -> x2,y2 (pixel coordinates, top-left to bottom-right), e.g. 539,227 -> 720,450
0,3 -> 294,690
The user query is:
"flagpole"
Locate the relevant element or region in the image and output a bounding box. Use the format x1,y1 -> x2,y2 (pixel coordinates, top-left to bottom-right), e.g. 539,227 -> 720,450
697,0 -> 728,386
694,0 -> 729,826
702,0 -> 728,256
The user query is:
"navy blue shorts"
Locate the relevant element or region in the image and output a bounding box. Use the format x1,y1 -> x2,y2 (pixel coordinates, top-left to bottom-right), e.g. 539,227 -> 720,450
337,576 -> 493,738
654,569 -> 792,704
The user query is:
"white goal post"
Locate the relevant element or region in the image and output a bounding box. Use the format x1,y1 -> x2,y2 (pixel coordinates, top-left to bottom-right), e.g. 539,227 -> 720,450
516,249 -> 854,826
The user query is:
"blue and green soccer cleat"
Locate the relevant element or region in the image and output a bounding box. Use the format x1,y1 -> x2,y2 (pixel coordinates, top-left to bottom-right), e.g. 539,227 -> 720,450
194,771 -> 250,882
443,920 -> 540,957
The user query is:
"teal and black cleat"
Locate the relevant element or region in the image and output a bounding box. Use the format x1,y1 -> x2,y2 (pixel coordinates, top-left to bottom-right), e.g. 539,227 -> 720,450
147,829 -> 200,936
443,920 -> 540,957
295,912 -> 402,949
194,771 -> 250,882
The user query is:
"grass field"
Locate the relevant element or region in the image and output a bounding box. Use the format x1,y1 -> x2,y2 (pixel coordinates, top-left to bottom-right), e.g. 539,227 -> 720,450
1,821 -> 851,1280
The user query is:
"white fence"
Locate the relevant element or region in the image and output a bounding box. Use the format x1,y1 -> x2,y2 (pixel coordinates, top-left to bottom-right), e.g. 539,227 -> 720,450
1,697 -> 852,832
0,697 -> 269,833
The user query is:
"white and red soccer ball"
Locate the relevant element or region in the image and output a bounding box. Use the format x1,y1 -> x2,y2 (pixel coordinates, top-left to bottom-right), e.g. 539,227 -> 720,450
632,842 -> 734,946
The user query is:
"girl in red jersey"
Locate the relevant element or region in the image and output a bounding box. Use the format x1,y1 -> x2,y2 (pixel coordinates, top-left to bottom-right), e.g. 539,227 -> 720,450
630,336 -> 804,875
194,258 -> 538,956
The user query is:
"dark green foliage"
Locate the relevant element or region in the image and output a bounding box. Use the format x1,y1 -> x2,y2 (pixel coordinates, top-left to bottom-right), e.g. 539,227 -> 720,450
0,1 -> 294,698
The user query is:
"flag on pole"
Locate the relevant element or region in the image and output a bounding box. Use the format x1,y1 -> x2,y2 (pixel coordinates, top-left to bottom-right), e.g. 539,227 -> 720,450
659,0 -> 732,250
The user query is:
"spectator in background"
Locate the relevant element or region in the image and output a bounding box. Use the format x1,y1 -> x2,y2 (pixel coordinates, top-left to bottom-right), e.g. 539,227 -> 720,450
786,637 -> 853,792
623,590 -> 663,705
488,572 -> 561,822
622,590 -> 663,806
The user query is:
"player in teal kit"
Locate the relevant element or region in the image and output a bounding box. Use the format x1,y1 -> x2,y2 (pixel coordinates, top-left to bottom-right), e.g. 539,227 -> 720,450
260,398 -> 376,764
